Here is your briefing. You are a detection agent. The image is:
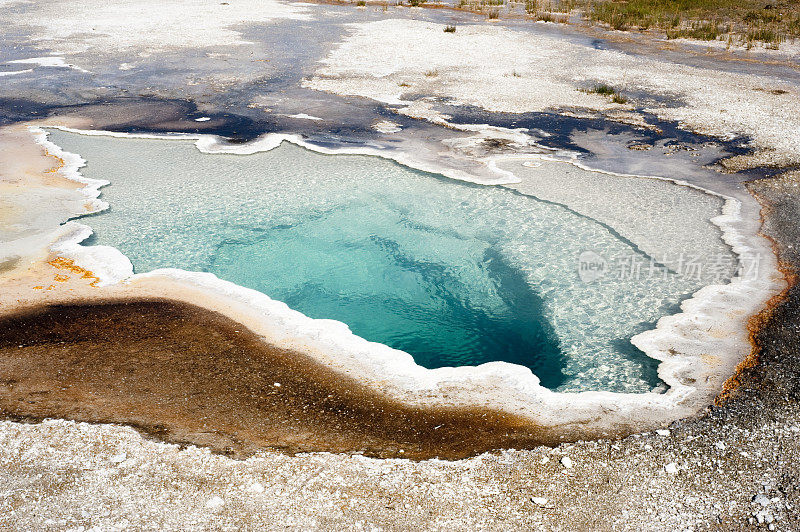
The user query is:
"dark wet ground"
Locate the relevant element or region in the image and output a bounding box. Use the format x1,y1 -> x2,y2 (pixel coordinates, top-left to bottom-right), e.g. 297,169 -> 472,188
0,300 -> 576,460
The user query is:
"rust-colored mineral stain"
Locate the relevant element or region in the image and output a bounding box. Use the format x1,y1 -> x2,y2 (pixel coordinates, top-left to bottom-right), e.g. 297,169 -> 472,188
715,267 -> 795,405
715,182 -> 797,406
47,257 -> 101,286
0,300 -> 561,460
42,149 -> 65,174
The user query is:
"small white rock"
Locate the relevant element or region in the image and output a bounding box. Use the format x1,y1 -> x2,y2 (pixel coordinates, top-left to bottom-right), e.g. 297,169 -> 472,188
656,429 -> 670,436
664,462 -> 678,474
247,482 -> 265,494
109,452 -> 127,464
531,497 -> 548,506
206,496 -> 224,509
715,442 -> 726,450
754,493 -> 771,507
560,456 -> 573,469
273,382 -> 281,387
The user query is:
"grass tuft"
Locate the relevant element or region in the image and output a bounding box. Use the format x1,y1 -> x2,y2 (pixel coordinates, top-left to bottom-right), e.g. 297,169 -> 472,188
581,83 -> 629,104
612,92 -> 628,104
589,83 -> 616,96
536,11 -> 568,23
444,24 -> 457,32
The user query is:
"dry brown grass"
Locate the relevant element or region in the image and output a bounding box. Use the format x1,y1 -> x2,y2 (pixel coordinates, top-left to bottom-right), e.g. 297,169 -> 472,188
581,0 -> 800,46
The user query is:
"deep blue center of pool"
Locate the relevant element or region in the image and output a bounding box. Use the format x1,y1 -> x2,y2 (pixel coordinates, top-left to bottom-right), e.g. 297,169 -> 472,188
211,228 -> 566,388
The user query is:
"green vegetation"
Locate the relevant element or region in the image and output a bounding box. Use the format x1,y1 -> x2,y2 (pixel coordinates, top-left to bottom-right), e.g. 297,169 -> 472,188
407,0 -> 798,47
485,0 -> 798,46
665,21 -> 728,40
524,1 -> 570,22
588,83 -> 616,96
444,25 -> 457,32
581,83 -> 628,104
583,0 -> 800,46
455,0 -> 505,16
611,92 -> 628,104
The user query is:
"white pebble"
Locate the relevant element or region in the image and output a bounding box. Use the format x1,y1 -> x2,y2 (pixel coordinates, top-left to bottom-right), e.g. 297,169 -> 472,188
531,497 -> 548,506
656,429 -> 670,436
205,496 -> 224,509
664,462 -> 678,474
560,456 -> 573,469
109,452 -> 127,464
754,493 -> 771,507
247,482 -> 265,494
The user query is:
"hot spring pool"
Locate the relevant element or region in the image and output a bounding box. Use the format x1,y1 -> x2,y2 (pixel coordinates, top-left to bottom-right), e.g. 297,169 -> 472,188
49,129 -> 736,393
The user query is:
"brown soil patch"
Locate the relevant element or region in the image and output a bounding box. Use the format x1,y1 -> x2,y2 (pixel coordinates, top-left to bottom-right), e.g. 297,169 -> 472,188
0,299 -> 560,460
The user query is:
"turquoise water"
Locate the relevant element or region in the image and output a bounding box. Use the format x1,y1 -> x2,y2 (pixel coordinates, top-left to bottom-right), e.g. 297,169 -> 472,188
210,210 -> 566,387
53,131 -> 727,392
